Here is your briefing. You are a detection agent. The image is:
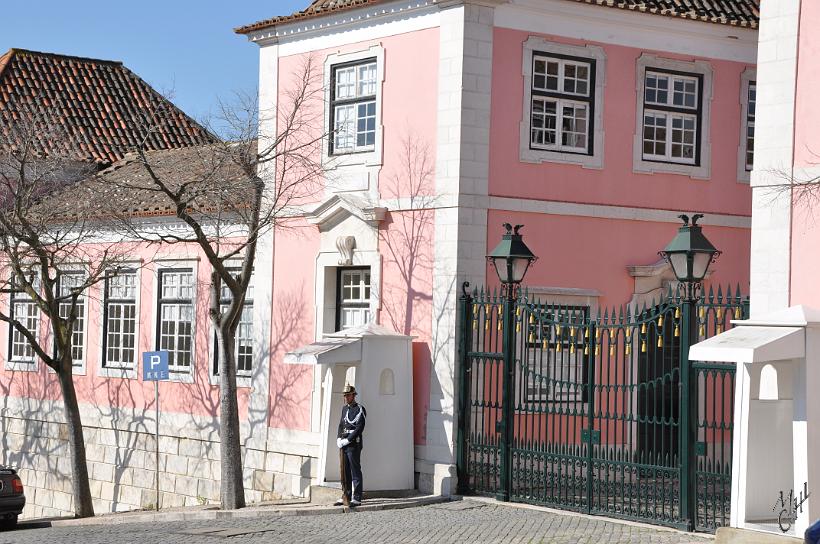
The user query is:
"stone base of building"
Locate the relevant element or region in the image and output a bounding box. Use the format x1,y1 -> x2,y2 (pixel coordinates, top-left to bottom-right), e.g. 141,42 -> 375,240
1,414 -> 317,519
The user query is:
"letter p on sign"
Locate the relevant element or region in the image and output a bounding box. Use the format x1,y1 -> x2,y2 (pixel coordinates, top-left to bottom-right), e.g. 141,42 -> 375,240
142,351 -> 169,381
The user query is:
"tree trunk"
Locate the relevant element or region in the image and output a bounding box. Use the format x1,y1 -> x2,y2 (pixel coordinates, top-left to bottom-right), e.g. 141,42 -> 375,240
217,325 -> 246,509
55,362 -> 94,517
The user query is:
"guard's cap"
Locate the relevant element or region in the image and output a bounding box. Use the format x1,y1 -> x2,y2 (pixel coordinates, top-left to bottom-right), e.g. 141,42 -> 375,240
342,384 -> 357,395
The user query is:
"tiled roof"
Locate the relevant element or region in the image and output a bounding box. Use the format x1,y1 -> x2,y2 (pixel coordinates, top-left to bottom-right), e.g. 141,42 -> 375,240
0,49 -> 214,166
57,144 -> 255,219
235,0 -> 760,34
567,0 -> 759,28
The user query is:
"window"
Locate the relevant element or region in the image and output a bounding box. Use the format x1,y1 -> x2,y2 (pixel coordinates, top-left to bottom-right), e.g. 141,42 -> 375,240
523,305 -> 589,403
530,56 -> 593,153
633,54 -> 713,178
520,38 -> 606,168
102,269 -> 138,369
8,277 -> 39,364
56,271 -> 85,367
641,71 -> 701,164
156,269 -> 194,373
745,82 -> 755,171
336,268 -> 371,331
212,268 -> 254,378
330,59 -> 377,155
738,69 -> 756,182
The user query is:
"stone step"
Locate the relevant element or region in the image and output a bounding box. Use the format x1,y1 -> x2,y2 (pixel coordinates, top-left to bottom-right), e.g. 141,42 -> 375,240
309,484 -> 420,505
716,527 -> 803,544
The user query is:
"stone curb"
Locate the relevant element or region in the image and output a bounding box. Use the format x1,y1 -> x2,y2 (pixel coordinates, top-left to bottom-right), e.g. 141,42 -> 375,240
46,495 -> 448,527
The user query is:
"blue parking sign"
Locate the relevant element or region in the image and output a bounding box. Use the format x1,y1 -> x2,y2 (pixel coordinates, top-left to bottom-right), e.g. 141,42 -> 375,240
142,351 -> 169,381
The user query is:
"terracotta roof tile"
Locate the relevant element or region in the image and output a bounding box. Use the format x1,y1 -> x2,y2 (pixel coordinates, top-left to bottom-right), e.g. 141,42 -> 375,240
54,143 -> 256,220
235,0 -> 759,34
0,49 -> 215,166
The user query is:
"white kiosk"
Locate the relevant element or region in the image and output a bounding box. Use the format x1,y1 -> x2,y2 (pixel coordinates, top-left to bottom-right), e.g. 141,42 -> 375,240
690,306 -> 820,538
284,323 -> 415,493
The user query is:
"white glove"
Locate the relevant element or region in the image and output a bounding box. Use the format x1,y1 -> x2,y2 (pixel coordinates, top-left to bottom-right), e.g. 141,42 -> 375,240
340,438 -> 350,447
336,438 -> 343,448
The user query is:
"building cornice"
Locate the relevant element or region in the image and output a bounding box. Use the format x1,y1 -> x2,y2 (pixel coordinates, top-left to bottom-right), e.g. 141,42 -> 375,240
245,0 -> 438,45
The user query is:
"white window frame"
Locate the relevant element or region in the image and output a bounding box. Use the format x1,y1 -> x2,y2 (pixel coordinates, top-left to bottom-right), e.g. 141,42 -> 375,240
152,260 -> 198,384
323,46 -> 385,170
55,269 -> 89,375
99,266 -> 141,379
209,265 -> 255,388
520,37 -> 606,169
336,267 -> 371,331
5,274 -> 41,372
633,54 -> 713,179
737,68 -> 756,183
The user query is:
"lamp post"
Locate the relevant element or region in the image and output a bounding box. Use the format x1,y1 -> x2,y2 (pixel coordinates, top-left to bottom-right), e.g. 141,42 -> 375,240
486,223 -> 537,501
659,213 -> 721,530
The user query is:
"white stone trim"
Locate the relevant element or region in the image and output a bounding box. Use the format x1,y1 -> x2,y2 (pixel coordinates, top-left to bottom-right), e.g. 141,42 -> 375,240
525,285 -> 601,315
748,0 -> 800,318
632,54 -> 714,180
149,258 -> 199,384
519,37 -> 606,169
97,262 -> 143,380
495,0 -> 757,63
322,45 -> 385,198
247,0 -> 439,53
486,195 -> 751,228
737,68 -> 756,184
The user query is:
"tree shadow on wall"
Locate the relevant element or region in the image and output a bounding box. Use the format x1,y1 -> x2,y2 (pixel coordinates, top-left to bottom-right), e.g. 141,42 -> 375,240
268,282 -> 313,430
0,367 -> 71,514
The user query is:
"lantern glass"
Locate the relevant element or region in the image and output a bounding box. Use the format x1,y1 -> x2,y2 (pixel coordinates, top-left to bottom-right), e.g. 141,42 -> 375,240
691,251 -> 712,281
668,252 -> 690,281
511,257 -> 531,283
491,257 -> 510,284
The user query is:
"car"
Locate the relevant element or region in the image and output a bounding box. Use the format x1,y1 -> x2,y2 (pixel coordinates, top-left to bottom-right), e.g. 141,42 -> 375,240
0,467 -> 25,528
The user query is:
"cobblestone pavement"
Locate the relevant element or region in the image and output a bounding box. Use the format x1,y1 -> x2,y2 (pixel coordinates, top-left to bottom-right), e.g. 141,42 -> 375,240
3,500 -> 712,543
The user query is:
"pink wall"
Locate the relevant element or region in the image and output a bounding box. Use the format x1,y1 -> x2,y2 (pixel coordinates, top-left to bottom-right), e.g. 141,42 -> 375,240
489,28 -> 753,217
790,2 -> 820,306
268,222 -> 319,431
378,210 -> 434,444
0,242 -> 251,420
486,210 -> 751,308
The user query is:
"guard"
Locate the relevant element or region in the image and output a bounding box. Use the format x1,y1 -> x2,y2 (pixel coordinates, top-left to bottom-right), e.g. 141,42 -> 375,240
335,384 -> 366,506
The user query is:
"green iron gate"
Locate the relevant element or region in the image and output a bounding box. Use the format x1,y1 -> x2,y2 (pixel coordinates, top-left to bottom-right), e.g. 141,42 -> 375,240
456,283 -> 746,533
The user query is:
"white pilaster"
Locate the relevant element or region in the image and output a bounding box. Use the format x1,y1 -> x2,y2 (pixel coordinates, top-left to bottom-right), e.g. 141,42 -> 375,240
427,1 -> 494,476
749,0 -> 801,317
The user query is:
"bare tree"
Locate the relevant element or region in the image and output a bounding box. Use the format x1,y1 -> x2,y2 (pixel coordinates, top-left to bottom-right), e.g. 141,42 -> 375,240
0,108 -> 130,518
103,57 -> 326,509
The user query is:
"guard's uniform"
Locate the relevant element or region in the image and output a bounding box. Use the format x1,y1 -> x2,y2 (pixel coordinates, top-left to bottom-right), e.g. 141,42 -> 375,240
338,401 -> 366,502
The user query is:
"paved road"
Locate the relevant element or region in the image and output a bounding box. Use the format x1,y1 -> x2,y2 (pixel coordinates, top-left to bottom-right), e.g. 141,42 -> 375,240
3,501 -> 711,543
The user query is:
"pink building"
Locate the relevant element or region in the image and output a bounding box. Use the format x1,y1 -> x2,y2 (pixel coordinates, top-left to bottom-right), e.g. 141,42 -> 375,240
1,0 -> 761,528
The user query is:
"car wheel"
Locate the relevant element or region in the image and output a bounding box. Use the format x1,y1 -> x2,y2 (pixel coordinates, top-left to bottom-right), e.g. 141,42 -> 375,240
0,515 -> 17,529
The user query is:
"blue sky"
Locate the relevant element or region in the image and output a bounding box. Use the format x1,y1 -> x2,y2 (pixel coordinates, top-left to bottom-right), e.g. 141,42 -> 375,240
1,1 -> 309,129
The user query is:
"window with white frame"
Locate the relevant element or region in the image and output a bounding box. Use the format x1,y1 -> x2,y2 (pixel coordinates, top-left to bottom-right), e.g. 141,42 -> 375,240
102,269 -> 138,369
330,59 -> 377,155
530,55 -> 594,153
744,82 -> 756,171
634,55 -> 712,178
156,269 -> 194,372
520,38 -> 606,168
336,268 -> 370,331
56,271 -> 85,367
641,71 -> 701,164
212,268 -> 254,378
8,277 -> 39,363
